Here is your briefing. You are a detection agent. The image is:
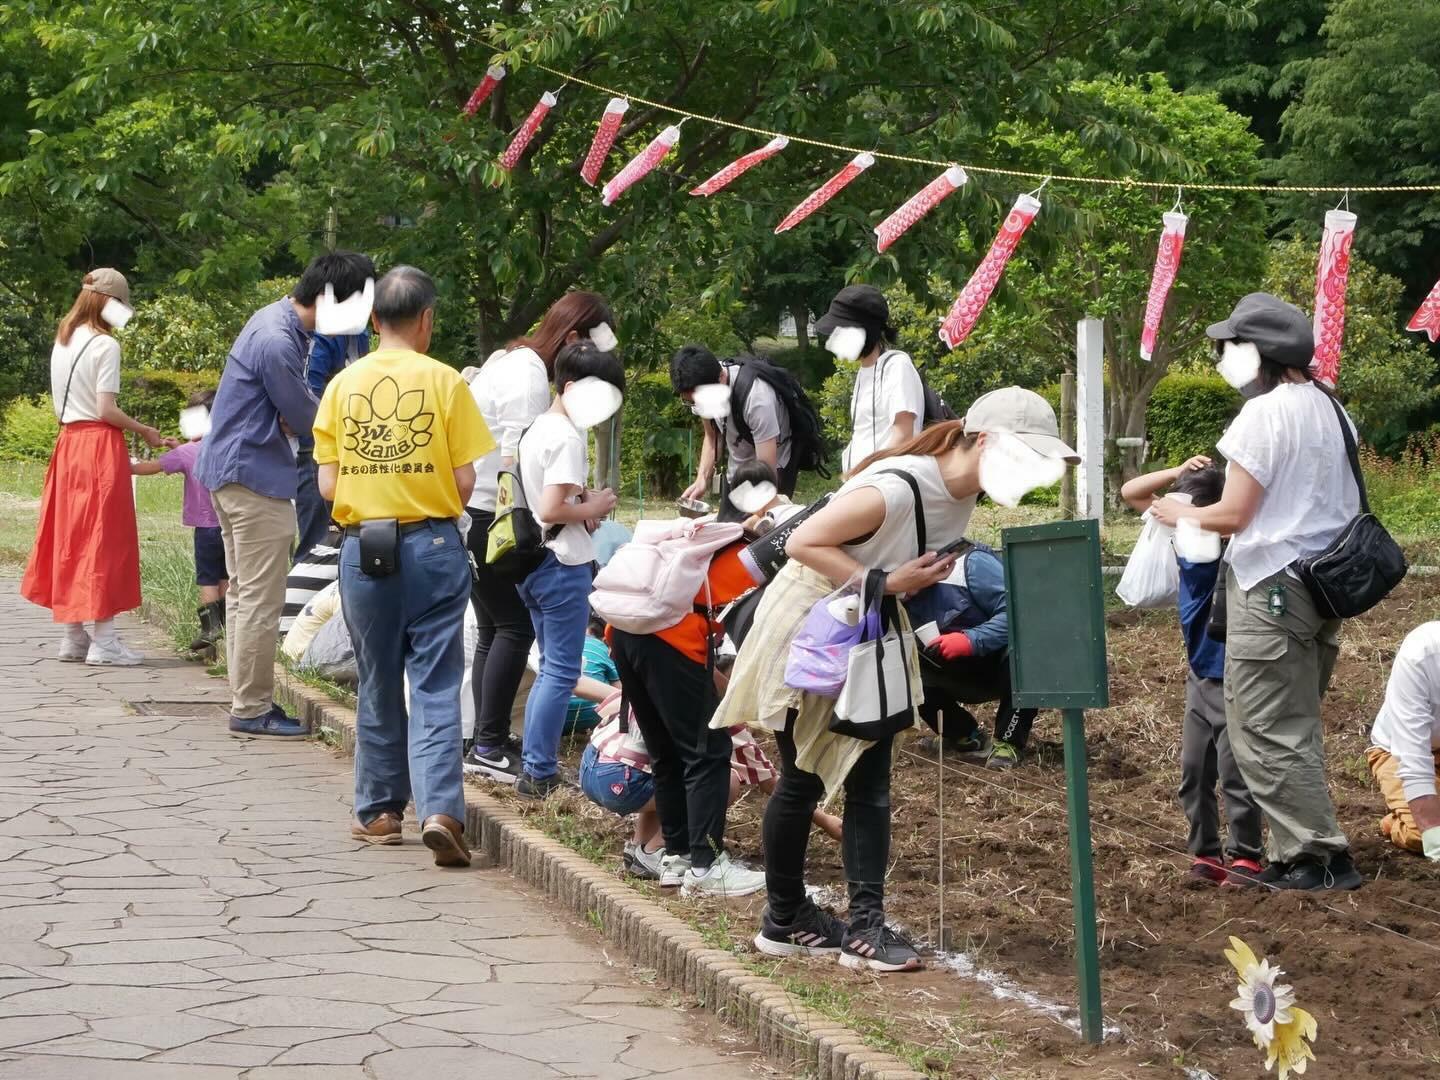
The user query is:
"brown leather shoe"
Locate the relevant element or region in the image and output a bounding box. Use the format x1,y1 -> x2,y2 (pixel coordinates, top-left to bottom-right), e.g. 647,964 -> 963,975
351,812 -> 403,845
421,814 -> 471,868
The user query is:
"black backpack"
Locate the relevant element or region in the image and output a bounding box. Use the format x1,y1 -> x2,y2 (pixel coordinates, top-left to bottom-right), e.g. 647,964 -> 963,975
727,355 -> 831,478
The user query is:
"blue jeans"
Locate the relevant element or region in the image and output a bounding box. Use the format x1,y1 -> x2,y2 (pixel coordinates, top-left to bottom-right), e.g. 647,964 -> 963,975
341,520 -> 470,825
517,553 -> 592,779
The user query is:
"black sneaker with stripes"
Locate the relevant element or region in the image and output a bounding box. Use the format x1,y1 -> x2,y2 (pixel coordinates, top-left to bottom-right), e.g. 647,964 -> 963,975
839,923 -> 923,972
752,901 -> 847,958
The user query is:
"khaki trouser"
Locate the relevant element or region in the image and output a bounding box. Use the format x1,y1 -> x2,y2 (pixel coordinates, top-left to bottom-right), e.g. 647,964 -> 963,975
1223,564 -> 1346,864
1366,745 -> 1440,853
213,484 -> 295,719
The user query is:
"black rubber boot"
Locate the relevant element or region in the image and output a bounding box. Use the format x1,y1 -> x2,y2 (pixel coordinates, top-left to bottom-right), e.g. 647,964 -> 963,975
189,601 -> 224,655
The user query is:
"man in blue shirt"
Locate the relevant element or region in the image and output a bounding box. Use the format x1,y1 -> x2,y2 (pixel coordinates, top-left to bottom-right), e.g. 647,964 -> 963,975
198,250 -> 375,738
295,331 -> 369,563
906,541 -> 1037,770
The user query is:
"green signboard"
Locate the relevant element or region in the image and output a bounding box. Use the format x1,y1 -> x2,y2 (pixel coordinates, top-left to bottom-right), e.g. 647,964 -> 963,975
1002,519 -> 1110,710
1001,517 -> 1110,1044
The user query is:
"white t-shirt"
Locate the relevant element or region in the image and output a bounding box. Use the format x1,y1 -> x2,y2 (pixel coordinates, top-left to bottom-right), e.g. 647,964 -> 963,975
837,455 -> 975,572
1370,622 -> 1440,800
467,347 -> 552,513
519,410 -> 593,566
1215,382 -> 1360,591
720,362 -> 791,475
50,327 -> 121,423
844,350 -> 926,471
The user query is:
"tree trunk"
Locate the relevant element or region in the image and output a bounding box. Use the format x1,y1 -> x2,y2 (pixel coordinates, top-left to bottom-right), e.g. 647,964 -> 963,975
790,299 -> 810,352
594,410 -> 623,492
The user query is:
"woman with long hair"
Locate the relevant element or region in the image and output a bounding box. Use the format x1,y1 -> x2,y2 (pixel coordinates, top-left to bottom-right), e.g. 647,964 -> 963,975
716,388 -> 1076,972
22,269 -> 167,665
1150,292 -> 1365,892
462,291 -> 618,782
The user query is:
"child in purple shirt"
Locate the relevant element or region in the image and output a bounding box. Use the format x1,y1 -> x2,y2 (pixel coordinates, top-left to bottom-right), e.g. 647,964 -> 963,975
133,390 -> 228,655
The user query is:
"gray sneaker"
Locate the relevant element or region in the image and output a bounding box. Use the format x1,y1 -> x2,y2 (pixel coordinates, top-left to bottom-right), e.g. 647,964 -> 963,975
623,842 -> 665,881
680,852 -> 767,899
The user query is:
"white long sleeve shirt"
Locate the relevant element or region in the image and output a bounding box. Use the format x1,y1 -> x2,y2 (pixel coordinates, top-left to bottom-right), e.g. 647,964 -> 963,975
1370,622 -> 1440,800
466,346 -> 552,513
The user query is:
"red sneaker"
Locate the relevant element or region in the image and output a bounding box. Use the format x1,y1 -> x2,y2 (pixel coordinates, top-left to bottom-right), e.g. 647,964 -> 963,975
1222,858 -> 1266,888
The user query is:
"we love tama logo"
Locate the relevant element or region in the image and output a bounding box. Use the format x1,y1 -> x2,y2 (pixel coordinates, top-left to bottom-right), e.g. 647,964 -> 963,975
343,376 -> 435,462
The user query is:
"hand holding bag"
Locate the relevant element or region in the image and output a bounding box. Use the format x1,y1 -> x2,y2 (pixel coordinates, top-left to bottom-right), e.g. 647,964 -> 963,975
1294,393 -> 1407,619
1115,508 -> 1180,609
784,576 -> 882,697
831,571 -> 920,741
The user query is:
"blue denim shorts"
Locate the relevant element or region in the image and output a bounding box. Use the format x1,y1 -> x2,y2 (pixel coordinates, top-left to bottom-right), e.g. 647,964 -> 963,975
193,526 -> 227,586
579,743 -> 654,816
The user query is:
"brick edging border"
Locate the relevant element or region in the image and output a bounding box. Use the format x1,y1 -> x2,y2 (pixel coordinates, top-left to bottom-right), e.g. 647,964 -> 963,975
272,665 -> 927,1080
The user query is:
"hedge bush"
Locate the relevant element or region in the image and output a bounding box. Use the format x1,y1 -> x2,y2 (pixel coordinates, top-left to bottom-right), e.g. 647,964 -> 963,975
0,397 -> 60,461
1144,375 -> 1239,465
617,369 -> 696,499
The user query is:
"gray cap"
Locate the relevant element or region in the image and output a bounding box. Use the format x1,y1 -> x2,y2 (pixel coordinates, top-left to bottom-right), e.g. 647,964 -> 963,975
1205,292 -> 1313,369
964,386 -> 1079,463
81,268 -> 131,307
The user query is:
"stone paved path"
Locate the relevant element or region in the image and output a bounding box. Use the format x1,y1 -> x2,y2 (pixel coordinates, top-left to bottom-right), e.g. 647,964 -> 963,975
0,592 -> 761,1079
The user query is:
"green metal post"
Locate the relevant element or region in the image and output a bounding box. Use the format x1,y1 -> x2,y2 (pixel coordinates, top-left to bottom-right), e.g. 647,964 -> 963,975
1062,707 -> 1103,1044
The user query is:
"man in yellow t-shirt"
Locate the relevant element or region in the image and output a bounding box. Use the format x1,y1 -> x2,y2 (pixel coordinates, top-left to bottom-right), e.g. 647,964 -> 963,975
314,265 -> 495,870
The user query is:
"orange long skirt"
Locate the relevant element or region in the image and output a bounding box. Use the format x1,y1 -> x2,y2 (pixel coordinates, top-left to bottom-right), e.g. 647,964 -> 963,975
21,421 -> 141,623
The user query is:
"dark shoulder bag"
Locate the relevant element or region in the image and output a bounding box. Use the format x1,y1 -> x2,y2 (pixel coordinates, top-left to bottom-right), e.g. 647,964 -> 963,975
1293,393 -> 1407,620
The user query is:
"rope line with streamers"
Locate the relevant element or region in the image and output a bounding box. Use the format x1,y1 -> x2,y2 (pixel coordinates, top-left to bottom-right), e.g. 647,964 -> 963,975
437,19 -> 1440,196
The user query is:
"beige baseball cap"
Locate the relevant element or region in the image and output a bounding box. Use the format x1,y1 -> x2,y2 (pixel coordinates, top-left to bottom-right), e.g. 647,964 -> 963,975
963,386 -> 1080,463
81,268 -> 131,306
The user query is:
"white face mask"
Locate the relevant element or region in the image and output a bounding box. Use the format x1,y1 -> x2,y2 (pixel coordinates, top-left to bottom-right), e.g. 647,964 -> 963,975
689,382 -> 731,420
100,297 -> 133,329
315,279 -> 375,336
178,405 -> 211,441
561,376 -> 623,431
1216,341 -> 1262,391
588,322 -> 618,352
977,430 -> 1067,508
824,324 -> 866,362
728,480 -> 777,515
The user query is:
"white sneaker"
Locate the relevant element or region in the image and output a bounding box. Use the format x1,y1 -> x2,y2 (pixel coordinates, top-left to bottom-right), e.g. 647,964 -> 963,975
658,853 -> 692,888
680,852 -> 767,899
58,629 -> 91,663
85,638 -> 143,667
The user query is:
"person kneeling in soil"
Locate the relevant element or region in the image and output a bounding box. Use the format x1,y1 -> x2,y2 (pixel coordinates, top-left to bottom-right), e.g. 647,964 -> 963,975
1122,459 -> 1263,887
905,539 -> 1036,770
1366,622 -> 1440,860
580,684 -> 843,881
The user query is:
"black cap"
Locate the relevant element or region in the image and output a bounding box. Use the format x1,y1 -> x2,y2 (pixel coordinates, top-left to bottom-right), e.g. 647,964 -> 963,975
1205,292 -> 1314,369
813,284 -> 895,339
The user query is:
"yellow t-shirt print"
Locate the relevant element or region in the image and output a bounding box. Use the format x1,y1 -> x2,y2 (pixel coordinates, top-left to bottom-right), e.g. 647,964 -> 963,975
343,376 -> 433,462
314,349 -> 494,526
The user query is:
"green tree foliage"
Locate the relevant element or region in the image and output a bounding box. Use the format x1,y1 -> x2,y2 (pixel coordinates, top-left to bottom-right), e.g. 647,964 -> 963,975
0,0 -> 1286,385
1262,238 -> 1437,453
1278,0 -> 1440,301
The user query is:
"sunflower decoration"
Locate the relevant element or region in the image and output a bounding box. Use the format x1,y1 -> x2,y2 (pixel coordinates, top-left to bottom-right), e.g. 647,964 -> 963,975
1225,936 -> 1319,1078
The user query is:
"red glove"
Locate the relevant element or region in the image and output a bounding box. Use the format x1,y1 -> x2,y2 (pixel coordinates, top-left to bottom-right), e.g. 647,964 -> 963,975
930,632 -> 974,660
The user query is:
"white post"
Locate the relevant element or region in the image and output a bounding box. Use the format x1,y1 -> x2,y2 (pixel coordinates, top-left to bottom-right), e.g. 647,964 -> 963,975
1075,318 -> 1105,520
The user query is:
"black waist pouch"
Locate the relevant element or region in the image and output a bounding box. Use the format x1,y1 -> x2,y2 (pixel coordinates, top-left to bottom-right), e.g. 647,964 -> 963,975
359,519 -> 399,577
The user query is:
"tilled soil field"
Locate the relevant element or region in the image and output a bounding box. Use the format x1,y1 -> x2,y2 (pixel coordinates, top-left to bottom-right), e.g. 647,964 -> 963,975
496,576 -> 1440,1078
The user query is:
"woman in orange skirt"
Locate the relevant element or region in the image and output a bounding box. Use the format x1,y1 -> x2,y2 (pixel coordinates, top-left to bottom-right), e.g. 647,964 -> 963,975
22,269 -> 168,665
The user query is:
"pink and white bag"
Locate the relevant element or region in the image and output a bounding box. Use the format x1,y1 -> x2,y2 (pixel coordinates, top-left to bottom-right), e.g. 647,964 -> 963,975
589,518 -> 744,634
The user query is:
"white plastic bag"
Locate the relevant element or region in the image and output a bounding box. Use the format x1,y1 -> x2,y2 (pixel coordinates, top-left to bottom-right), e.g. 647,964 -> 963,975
1115,510 -> 1179,609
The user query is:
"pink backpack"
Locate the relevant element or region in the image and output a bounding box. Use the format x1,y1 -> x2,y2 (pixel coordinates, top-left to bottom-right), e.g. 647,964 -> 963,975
590,518 -> 745,634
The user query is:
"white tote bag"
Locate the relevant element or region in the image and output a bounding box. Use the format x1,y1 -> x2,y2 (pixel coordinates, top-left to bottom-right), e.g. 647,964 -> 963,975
832,589 -> 920,740
1115,508 -> 1180,609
